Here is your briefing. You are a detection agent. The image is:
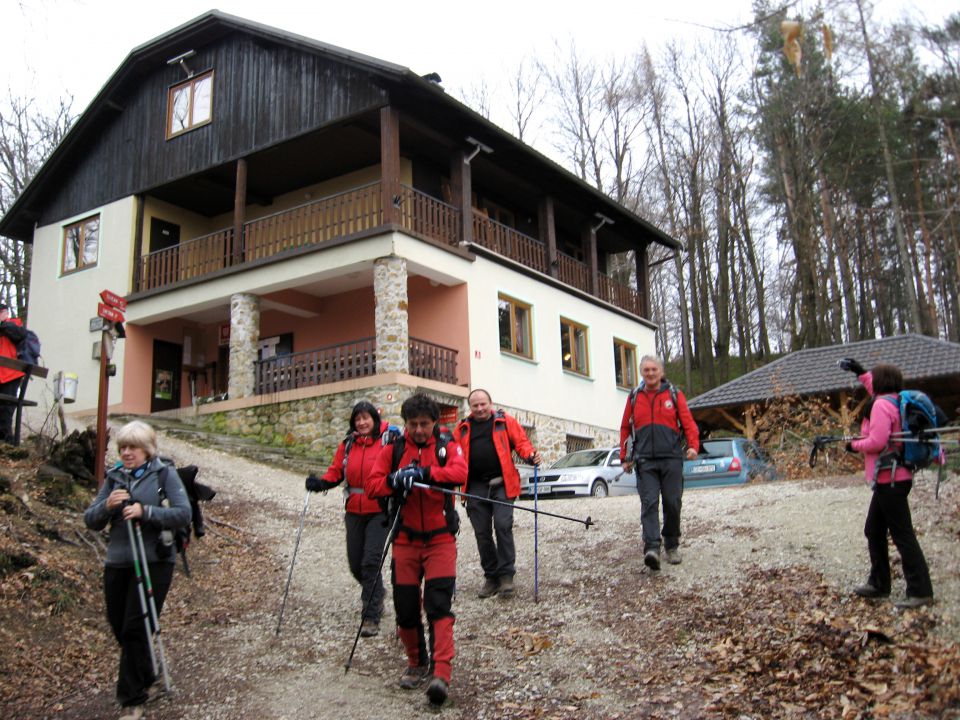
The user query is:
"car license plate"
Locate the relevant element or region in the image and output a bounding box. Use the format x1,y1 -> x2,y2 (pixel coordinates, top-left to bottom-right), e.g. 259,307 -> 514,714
532,484 -> 551,494
692,464 -> 716,474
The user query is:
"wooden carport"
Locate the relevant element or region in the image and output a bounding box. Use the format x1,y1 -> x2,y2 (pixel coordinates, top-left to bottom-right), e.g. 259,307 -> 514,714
687,335 -> 960,440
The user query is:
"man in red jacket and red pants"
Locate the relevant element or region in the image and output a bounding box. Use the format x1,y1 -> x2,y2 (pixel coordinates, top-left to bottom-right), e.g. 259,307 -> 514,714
453,389 -> 540,599
366,393 -> 467,707
620,356 -> 699,571
0,303 -> 27,444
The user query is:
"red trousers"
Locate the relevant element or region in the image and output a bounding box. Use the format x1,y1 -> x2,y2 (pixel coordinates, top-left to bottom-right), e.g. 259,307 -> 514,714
392,537 -> 456,682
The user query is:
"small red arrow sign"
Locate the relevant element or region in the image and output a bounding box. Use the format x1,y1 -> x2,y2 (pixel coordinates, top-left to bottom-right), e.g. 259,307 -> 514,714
97,303 -> 125,323
99,290 -> 127,311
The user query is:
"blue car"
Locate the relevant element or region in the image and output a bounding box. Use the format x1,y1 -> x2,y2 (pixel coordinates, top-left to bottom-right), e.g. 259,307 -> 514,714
683,438 -> 778,488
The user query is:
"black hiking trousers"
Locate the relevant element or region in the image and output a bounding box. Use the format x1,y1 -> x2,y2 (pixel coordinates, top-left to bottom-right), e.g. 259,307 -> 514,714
864,480 -> 933,598
104,562 -> 174,707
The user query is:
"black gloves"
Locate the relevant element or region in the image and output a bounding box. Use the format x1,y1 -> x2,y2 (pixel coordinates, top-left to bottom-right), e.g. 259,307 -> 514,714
387,465 -> 424,494
845,442 -> 856,454
837,358 -> 866,376
305,474 -> 338,492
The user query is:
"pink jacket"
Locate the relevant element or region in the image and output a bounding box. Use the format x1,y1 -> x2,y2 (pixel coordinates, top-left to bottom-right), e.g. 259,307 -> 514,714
850,372 -> 912,485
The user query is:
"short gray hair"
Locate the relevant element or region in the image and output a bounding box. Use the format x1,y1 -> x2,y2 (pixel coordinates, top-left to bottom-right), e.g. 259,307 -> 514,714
640,354 -> 664,369
115,420 -> 158,459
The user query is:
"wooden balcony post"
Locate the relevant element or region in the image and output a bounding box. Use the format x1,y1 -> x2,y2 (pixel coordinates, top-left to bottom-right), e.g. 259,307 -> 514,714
233,157 -> 247,264
538,196 -> 558,278
451,151 -> 472,245
132,194 -> 145,292
583,224 -> 600,297
634,240 -> 650,317
380,106 -> 401,225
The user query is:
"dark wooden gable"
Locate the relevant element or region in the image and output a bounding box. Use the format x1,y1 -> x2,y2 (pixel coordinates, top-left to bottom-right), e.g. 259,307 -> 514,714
36,30 -> 389,227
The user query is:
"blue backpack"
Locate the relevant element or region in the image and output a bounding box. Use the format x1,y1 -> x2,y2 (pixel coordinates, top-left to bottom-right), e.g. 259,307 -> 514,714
880,391 -> 943,471
16,329 -> 41,366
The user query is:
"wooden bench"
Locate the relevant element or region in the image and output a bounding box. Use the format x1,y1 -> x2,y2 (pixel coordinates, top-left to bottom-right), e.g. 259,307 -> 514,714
0,355 -> 49,446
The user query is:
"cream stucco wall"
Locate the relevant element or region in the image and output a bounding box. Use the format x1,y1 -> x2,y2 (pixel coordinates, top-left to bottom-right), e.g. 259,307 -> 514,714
462,257 -> 656,431
27,197 -> 137,410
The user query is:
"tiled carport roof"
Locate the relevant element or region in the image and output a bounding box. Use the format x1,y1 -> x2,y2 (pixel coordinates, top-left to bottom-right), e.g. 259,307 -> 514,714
687,334 -> 960,410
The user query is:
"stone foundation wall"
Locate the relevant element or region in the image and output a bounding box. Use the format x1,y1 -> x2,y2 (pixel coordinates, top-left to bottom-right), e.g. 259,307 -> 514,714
193,385 -> 618,464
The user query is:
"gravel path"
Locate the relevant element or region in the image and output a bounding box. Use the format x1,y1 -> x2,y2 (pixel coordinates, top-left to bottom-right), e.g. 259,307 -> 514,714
69,423 -> 960,719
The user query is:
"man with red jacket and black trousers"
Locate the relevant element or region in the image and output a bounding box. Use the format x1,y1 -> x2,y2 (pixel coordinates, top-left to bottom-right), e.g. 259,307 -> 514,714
620,355 -> 699,571
366,393 -> 467,707
0,303 -> 27,444
453,389 -> 540,599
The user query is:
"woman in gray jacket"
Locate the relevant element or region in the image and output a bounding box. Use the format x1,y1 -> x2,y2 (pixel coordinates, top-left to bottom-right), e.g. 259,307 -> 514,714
84,421 -> 190,720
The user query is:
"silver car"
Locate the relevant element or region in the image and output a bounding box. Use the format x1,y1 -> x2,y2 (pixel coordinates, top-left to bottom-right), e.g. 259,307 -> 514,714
518,447 -> 635,499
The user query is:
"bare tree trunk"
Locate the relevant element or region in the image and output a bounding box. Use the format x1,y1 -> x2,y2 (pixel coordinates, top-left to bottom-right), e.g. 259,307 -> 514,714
854,0 -> 923,333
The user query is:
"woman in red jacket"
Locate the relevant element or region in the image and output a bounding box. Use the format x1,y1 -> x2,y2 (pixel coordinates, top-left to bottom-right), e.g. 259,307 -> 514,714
305,401 -> 392,637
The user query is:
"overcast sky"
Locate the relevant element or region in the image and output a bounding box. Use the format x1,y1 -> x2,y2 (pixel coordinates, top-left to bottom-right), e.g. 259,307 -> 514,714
4,0 -> 952,126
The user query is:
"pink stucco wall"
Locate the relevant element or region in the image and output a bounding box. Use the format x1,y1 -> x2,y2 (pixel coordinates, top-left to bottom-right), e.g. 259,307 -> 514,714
121,280 -> 469,413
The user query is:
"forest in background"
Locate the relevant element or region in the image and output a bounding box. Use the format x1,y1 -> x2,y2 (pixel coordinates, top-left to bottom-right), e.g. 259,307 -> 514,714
1,0 -> 958,393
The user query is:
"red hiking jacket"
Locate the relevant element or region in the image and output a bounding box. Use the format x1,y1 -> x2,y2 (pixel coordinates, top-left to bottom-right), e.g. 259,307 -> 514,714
321,421 -> 392,515
366,432 -> 467,545
619,382 -> 699,461
452,410 -> 535,499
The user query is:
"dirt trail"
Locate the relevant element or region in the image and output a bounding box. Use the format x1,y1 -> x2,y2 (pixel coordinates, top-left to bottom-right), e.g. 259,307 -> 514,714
59,427 -> 960,719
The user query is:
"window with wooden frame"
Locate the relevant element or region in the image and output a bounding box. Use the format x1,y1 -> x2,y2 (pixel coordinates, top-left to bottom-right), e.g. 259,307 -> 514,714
613,338 -> 637,388
498,293 -> 533,358
61,215 -> 100,274
166,70 -> 214,138
560,317 -> 589,375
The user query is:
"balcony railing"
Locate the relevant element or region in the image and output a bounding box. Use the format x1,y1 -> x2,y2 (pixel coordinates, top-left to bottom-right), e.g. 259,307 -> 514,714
472,211 -> 548,274
135,181 -> 644,317
254,336 -> 458,394
397,186 -> 460,246
409,336 -> 457,383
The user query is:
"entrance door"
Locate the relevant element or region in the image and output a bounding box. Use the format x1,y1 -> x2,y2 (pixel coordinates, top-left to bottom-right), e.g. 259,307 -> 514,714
151,340 -> 182,412
150,218 -> 180,252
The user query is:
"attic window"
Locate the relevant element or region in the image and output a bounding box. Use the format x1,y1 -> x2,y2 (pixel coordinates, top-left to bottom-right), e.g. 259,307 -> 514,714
166,70 -> 213,138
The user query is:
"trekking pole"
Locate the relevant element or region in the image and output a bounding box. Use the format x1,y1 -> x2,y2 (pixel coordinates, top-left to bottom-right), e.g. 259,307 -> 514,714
132,519 -> 172,692
125,517 -> 159,680
344,490 -> 408,674
533,464 -> 540,603
412,482 -> 594,528
276,490 -> 311,636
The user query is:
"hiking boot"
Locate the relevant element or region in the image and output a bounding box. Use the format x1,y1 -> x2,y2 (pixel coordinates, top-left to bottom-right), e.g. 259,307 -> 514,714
426,676 -> 449,706
118,706 -> 145,720
145,679 -> 167,704
477,578 -> 499,599
894,595 -> 933,610
498,576 -> 515,599
360,618 -> 380,637
644,549 -> 660,571
665,548 -> 681,565
854,583 -> 889,599
398,663 -> 429,689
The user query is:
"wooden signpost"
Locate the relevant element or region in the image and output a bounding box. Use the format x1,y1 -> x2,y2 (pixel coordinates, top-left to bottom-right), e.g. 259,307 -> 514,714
94,290 -> 126,486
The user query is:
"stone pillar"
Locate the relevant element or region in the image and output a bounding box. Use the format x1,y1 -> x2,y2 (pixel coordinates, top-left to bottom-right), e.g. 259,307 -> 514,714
374,256 -> 409,374
228,292 -> 260,399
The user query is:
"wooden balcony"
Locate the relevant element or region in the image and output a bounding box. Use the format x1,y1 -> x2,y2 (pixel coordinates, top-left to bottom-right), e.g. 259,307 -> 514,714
135,182 -> 644,318
472,211 -> 643,316
254,336 -> 457,394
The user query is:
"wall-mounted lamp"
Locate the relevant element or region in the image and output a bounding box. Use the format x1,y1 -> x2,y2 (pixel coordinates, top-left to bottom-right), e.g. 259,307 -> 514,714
592,212 -> 614,233
465,136 -> 493,164
166,49 -> 197,78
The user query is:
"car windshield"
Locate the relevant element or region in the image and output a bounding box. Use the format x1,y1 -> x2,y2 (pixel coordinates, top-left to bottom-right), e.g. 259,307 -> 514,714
551,450 -> 608,469
700,440 -> 734,458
